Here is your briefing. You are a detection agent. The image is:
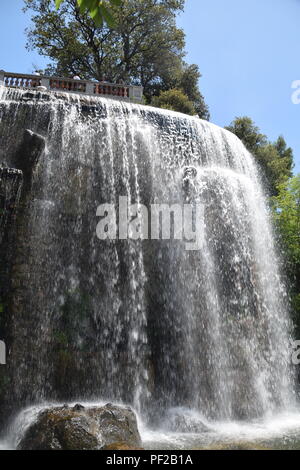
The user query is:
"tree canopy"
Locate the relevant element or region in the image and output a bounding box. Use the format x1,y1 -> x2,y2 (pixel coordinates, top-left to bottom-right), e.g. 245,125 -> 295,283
152,88 -> 196,115
226,117 -> 293,196
24,0 -> 209,118
153,62 -> 209,119
272,176 -> 300,335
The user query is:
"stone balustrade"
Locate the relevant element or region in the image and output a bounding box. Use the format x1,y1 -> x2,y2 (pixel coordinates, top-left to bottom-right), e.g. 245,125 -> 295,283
0,70 -> 143,103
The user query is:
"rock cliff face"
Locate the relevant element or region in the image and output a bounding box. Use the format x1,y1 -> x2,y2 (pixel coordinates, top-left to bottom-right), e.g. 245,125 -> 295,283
0,122 -> 46,429
17,403 -> 142,450
0,86 -> 294,433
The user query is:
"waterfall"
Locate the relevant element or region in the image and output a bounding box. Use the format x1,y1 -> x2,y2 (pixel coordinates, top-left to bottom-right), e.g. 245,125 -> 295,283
0,86 -> 295,431
0,167 -> 23,244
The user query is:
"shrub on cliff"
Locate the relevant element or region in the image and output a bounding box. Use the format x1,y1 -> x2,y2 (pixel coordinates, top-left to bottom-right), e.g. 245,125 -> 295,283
152,88 -> 197,116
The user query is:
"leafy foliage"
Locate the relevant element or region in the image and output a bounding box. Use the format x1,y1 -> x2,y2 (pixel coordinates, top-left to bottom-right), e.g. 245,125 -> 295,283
272,176 -> 300,334
152,88 -> 196,115
272,176 -> 300,265
152,62 -> 209,119
23,0 -> 209,118
225,117 -> 267,153
56,0 -> 122,27
226,117 -> 293,195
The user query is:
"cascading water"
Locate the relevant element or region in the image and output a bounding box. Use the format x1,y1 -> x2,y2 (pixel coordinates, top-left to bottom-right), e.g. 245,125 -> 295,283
0,86 -> 297,445
0,167 -> 23,244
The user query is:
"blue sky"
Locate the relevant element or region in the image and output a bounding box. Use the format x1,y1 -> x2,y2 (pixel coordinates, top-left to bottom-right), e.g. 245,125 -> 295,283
0,0 -> 299,172
178,0 -> 300,173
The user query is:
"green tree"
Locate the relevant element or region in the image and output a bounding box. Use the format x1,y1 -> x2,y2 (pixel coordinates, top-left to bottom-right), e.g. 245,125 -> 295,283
155,62 -> 209,119
152,88 -> 196,115
24,0 -> 209,117
256,140 -> 294,195
24,0 -> 185,86
178,63 -> 209,120
272,176 -> 300,334
226,117 -> 293,195
226,117 -> 267,154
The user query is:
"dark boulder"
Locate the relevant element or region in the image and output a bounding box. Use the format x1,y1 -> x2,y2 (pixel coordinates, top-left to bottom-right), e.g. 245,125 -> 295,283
13,129 -> 45,193
17,403 -> 142,450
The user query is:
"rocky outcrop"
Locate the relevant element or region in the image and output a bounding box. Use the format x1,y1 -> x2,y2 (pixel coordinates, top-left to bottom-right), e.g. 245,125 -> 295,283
13,129 -> 45,192
17,403 -> 142,450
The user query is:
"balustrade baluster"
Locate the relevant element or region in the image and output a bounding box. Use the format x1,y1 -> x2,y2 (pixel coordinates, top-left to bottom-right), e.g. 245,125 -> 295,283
1,72 -> 142,102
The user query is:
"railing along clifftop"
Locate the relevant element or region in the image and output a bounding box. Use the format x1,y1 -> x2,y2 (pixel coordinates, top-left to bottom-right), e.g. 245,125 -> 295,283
0,70 -> 143,103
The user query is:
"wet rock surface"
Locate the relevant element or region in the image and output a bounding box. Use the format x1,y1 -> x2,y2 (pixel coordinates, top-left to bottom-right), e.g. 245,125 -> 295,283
17,403 -> 142,450
161,409 -> 210,433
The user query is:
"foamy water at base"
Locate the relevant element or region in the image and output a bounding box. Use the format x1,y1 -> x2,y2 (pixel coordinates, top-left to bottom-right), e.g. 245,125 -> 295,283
2,403 -> 300,450
142,410 -> 300,450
